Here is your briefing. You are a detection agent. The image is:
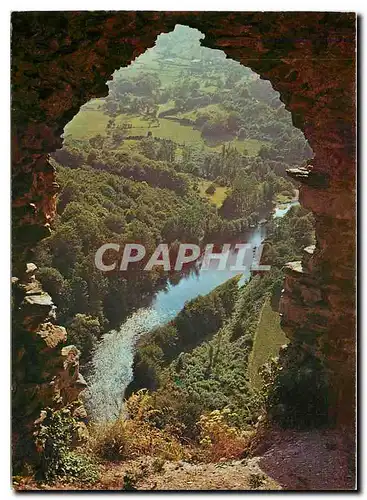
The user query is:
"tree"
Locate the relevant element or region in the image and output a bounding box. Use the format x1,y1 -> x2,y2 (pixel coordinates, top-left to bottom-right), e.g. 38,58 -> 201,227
157,139 -> 176,163
258,144 -> 272,160
139,137 -> 158,160
205,183 -> 216,195
67,314 -> 102,360
227,111 -> 241,133
37,267 -> 66,305
89,134 -> 105,150
68,277 -> 90,316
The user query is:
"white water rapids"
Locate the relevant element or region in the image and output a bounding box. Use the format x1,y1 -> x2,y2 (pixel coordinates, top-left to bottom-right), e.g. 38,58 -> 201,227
84,307 -> 175,421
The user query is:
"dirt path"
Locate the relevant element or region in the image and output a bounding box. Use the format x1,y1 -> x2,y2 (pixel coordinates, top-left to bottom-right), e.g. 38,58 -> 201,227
14,428 -> 355,491
103,458 -> 281,491
256,429 -> 356,491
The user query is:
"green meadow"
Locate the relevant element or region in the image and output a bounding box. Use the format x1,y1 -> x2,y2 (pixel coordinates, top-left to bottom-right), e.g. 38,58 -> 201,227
198,179 -> 229,208
247,298 -> 289,389
65,105 -> 266,156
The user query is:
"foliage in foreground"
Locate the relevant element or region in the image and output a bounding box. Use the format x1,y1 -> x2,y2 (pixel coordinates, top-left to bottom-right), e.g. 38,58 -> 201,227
90,390 -> 250,464
90,390 -> 188,462
197,408 -> 253,462
33,406 -> 99,484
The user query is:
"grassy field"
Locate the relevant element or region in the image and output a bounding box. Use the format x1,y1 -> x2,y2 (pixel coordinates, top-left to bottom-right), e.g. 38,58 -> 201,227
115,139 -> 140,153
200,85 -> 218,93
275,192 -> 295,204
247,298 -> 288,390
125,55 -> 184,86
64,108 -> 154,139
198,180 -> 229,208
153,118 -> 203,143
130,117 -> 268,156
230,138 -> 267,155
158,100 -> 176,114
64,108 -> 110,139
177,103 -> 227,121
82,99 -> 105,111
64,106 -> 267,157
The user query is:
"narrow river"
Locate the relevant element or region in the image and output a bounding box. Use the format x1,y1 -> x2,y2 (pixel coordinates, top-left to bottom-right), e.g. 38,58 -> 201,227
84,200 -> 298,421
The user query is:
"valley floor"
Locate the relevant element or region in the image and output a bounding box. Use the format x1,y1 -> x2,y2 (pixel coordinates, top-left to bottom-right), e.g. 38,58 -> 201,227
14,428 -> 355,491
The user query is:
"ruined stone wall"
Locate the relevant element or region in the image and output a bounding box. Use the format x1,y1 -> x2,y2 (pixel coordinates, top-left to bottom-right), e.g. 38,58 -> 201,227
11,12 -> 356,433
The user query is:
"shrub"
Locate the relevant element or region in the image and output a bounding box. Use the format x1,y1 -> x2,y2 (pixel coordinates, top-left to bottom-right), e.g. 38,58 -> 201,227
214,176 -> 227,187
33,406 -> 99,484
90,420 -> 127,461
36,267 -> 66,305
67,314 -> 102,361
248,472 -> 266,489
262,349 -> 329,428
90,390 -> 187,462
197,408 -> 252,462
205,183 -> 216,195
151,384 -> 204,440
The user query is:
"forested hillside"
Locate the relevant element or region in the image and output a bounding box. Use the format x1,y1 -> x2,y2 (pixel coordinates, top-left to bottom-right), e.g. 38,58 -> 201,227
34,26 -> 312,369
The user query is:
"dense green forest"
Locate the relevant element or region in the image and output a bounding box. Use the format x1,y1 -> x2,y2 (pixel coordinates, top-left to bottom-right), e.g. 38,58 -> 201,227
34,25 -> 312,365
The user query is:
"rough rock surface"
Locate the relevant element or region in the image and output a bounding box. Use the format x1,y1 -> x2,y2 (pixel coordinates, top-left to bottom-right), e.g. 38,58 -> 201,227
11,12 -> 356,438
12,262 -> 87,467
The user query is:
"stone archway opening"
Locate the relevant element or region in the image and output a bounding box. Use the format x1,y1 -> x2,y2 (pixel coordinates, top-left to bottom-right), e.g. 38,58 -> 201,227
45,23 -> 317,423
11,14 -> 356,470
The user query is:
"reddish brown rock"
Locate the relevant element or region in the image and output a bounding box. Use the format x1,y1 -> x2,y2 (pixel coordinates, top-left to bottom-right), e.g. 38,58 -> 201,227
37,323 -> 67,349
